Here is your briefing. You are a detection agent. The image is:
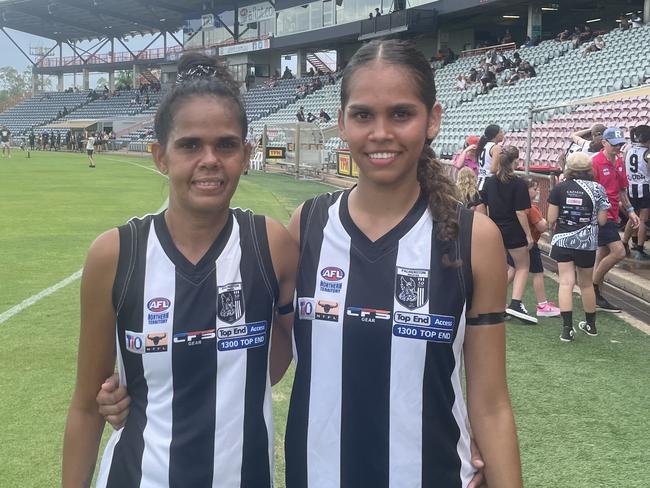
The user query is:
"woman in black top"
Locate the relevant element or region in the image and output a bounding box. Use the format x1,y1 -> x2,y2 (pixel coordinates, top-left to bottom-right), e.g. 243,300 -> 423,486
478,146 -> 536,324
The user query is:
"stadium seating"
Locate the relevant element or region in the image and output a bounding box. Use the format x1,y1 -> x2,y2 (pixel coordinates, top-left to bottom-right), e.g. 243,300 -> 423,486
60,89 -> 163,120
432,24 -> 650,158
0,90 -> 89,134
506,95 -> 650,166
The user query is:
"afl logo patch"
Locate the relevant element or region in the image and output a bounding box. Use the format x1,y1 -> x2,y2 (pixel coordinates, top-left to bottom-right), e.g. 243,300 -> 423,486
320,266 -> 345,281
147,297 -> 171,313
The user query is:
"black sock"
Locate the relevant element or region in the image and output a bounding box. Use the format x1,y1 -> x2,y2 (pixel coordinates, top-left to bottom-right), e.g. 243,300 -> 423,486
561,311 -> 573,329
586,311 -> 596,327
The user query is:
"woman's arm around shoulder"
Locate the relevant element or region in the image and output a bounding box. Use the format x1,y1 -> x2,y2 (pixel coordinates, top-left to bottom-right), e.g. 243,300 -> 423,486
464,214 -> 523,488
266,215 -> 299,385
62,228 -> 120,487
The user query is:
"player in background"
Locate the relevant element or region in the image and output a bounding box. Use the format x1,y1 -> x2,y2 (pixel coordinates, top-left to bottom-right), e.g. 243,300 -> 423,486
86,133 -> 96,168
622,125 -> 650,260
475,124 -> 504,190
1,125 -> 11,158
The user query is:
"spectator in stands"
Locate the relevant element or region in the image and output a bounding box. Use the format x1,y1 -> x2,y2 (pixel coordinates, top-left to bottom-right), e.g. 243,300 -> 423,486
630,13 -> 643,28
455,166 -> 482,210
327,73 -> 336,85
520,61 -> 536,78
456,74 -> 468,90
478,145 -> 537,324
480,68 -> 497,94
307,67 -> 315,77
282,66 -> 294,79
522,36 -> 536,48
311,77 -> 323,90
369,11 -> 373,19
622,125 -> 650,260
592,128 -> 640,312
501,29 -> 513,45
548,152 -> 610,341
452,135 -> 480,174
556,28 -> 571,41
509,177 -> 560,319
583,36 -> 605,55
306,111 -> 317,123
319,108 -> 331,123
296,106 -> 306,122
374,7 -> 381,17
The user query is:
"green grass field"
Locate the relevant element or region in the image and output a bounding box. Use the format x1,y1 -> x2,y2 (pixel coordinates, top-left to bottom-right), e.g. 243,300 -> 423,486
1,151 -> 648,487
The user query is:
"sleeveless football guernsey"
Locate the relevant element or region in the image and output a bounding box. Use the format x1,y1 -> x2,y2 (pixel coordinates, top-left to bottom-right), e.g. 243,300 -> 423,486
626,143 -> 650,198
286,190 -> 477,488
96,209 -> 278,488
478,141 -> 496,190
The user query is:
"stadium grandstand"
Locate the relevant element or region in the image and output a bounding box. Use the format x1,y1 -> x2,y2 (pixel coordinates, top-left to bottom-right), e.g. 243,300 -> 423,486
1,0 -> 648,270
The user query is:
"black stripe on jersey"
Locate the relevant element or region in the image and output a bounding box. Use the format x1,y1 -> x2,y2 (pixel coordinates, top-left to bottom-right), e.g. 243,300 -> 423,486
421,214 -> 473,487
165,212 -> 232,486
239,211 -> 275,487
107,217 -> 151,487
112,220 -> 137,314
249,212 -> 280,302
285,193 -> 335,488
422,224 -> 464,488
339,243 -> 396,488
457,206 -> 474,314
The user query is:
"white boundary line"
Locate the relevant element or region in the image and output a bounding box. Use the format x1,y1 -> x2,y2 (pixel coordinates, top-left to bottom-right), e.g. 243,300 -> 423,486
0,158 -> 168,326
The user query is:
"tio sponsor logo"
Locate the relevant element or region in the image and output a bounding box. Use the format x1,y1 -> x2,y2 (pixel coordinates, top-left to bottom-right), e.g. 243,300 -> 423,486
147,297 -> 171,313
320,267 -> 345,282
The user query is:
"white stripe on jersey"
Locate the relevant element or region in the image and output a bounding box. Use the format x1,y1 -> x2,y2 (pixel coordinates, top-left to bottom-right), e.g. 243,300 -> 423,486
140,224 -> 176,488
213,217 -> 247,488
451,305 -> 475,486
306,196 -> 350,487
388,210 -> 431,487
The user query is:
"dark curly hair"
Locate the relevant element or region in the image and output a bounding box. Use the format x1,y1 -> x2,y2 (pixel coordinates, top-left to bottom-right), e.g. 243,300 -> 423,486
340,39 -> 460,252
154,52 -> 246,146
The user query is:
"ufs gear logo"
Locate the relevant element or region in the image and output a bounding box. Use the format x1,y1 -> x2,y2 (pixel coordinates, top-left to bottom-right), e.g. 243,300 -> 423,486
217,282 -> 244,324
395,267 -> 429,310
147,297 -> 171,325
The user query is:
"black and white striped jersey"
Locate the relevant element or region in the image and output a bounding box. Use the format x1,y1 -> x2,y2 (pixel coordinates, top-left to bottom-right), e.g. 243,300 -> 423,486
478,141 -> 495,190
97,209 -> 278,488
286,190 -> 477,488
626,143 -> 650,198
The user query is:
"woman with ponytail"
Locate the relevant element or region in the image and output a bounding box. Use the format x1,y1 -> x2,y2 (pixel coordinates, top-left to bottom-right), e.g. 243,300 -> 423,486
476,123 -> 504,189
281,39 -> 521,488
478,145 -> 537,324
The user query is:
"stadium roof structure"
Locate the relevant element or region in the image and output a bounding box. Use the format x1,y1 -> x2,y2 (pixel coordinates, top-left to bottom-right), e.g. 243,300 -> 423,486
0,0 -> 262,42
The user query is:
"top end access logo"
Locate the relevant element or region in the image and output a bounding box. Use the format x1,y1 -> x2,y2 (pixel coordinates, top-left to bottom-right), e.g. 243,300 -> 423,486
320,266 -> 345,281
147,297 -> 171,313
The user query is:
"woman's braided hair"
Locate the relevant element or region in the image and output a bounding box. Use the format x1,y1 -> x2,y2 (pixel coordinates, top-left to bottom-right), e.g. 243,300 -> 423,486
340,39 -> 460,250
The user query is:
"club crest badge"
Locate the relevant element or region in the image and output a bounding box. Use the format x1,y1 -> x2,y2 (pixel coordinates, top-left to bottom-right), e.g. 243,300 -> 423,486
395,266 -> 429,310
217,282 -> 244,324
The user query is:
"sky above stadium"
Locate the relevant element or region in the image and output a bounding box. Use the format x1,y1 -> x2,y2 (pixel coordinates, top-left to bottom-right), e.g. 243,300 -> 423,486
0,28 -> 166,88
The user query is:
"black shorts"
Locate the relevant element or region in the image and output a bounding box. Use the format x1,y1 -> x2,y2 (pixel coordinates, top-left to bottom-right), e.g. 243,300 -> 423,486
630,194 -> 650,211
87,149 -> 94,156
507,244 -> 544,273
550,245 -> 597,268
598,220 -> 621,246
